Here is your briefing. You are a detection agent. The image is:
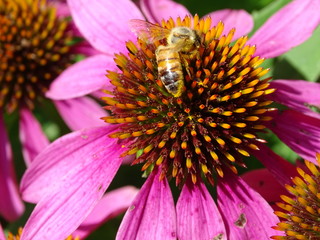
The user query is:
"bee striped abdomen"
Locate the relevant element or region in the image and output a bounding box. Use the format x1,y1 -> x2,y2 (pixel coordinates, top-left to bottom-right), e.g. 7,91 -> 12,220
156,46 -> 184,97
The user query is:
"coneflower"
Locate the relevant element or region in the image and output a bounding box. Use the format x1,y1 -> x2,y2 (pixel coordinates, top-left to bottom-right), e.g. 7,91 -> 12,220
272,153 -> 320,240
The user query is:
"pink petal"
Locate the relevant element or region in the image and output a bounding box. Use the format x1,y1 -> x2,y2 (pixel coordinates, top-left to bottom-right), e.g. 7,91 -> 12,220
251,143 -> 297,186
116,168 -> 176,240
267,110 -> 320,164
20,125 -> 121,203
140,0 -> 190,23
0,224 -> 5,240
46,54 -> 114,100
50,1 -> 70,18
241,169 -> 287,205
248,0 -> 320,59
53,97 -> 106,131
0,114 -> 24,221
270,79 -> 320,119
67,0 -> 144,54
20,125 -> 124,240
217,171 -> 282,239
73,186 -> 139,239
205,9 -> 254,40
19,108 -> 50,166
176,179 -> 226,240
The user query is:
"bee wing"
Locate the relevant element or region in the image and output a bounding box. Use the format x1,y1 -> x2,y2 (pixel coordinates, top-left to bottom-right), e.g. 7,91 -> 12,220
129,19 -> 171,43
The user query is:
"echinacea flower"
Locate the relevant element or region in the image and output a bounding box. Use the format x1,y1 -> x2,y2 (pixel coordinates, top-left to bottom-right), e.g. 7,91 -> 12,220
20,0 -> 320,239
0,0 -> 107,221
271,153 -> 320,240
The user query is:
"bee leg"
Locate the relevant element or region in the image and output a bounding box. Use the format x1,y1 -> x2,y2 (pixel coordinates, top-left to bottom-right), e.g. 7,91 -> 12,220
181,57 -> 192,77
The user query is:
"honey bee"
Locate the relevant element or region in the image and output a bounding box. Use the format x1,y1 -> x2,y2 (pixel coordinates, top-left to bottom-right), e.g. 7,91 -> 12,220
129,19 -> 200,97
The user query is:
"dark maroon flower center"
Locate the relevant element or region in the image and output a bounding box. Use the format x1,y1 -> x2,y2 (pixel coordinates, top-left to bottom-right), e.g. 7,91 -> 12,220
104,16 -> 275,186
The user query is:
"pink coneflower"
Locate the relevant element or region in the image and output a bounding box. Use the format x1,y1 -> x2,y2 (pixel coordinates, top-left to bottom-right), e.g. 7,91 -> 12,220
271,153 -> 320,239
0,0 -> 107,221
20,0 -> 320,239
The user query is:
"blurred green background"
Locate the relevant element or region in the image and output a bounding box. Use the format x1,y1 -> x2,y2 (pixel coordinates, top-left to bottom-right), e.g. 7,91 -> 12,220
3,0 -> 320,238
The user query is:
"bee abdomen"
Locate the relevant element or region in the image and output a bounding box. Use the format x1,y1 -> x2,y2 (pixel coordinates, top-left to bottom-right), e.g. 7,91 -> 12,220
156,47 -> 184,97
160,70 -> 180,85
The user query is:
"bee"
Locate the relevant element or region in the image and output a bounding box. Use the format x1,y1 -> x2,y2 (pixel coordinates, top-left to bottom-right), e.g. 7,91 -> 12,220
129,19 -> 201,97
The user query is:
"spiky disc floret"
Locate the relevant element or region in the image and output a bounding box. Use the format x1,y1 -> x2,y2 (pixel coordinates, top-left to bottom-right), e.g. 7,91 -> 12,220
272,153 -> 320,240
103,15 -> 275,185
0,0 -> 73,113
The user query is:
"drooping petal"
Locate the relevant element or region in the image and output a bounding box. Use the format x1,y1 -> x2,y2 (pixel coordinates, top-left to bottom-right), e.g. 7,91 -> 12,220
241,169 -> 287,207
248,0 -> 320,59
176,179 -> 226,240
53,97 -> 106,131
267,110 -> 320,164
73,186 -> 139,239
251,143 -> 297,186
217,171 -> 282,239
19,108 -> 49,166
205,9 -> 254,40
140,0 -> 190,24
269,80 -> 320,119
0,114 -> 24,221
116,168 -> 176,240
67,0 -> 144,54
20,125 -> 122,203
46,54 -> 114,100
20,125 -> 124,240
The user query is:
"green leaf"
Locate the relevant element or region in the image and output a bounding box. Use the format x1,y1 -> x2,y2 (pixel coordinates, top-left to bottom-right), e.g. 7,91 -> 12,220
176,0 -> 275,17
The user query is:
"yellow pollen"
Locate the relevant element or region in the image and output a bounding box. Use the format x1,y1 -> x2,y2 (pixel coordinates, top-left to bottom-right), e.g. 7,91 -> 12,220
169,150 -> 176,159
158,141 -> 166,148
204,135 -> 211,142
209,122 -> 217,128
195,147 -> 201,154
230,136 -> 242,144
237,149 -> 250,157
219,123 -> 231,129
216,138 -> 225,146
143,145 -> 153,153
224,152 -> 235,162
170,132 -> 177,139
132,131 -> 143,137
233,122 -> 247,128
172,166 -> 178,177
146,129 -> 156,135
186,157 -> 192,168
156,156 -> 164,165
201,164 -> 208,174
210,151 -> 219,161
